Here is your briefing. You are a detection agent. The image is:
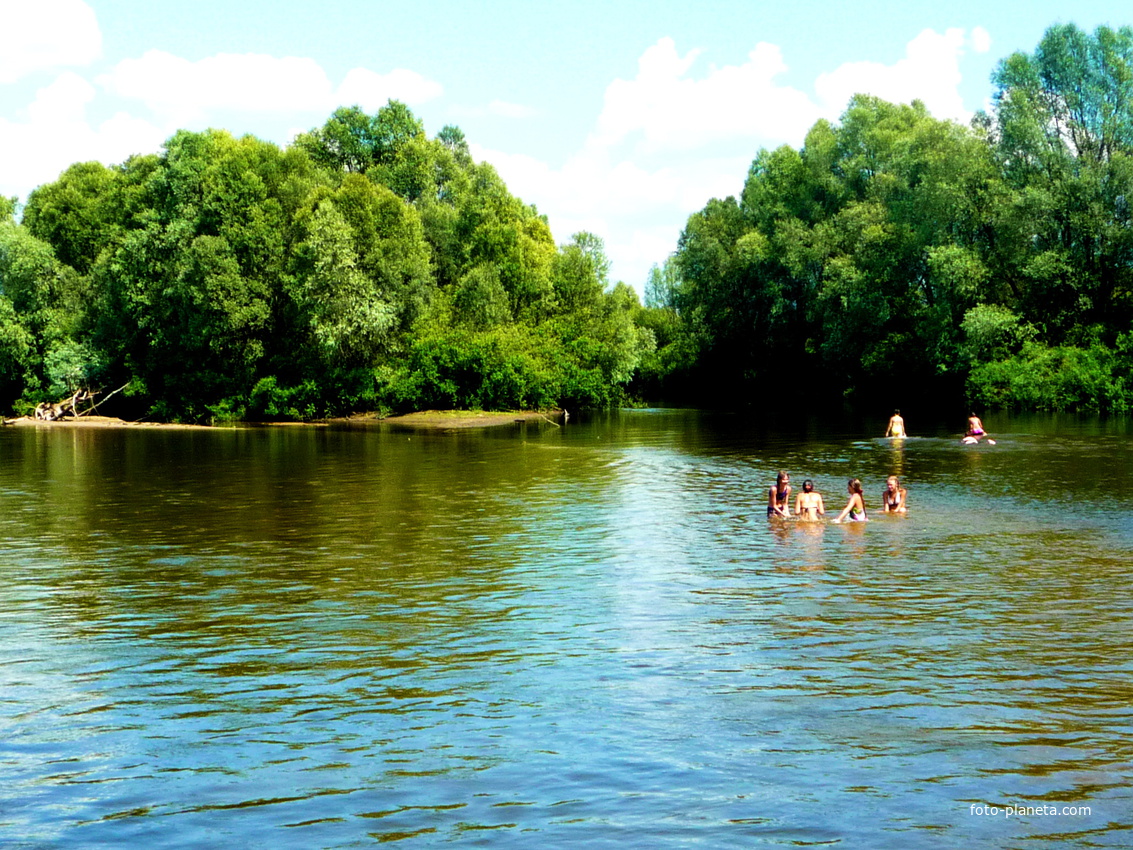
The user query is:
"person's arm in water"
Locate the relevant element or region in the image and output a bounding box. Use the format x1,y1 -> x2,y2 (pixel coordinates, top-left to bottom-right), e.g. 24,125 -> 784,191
834,492 -> 862,523
768,485 -> 789,517
882,488 -> 906,513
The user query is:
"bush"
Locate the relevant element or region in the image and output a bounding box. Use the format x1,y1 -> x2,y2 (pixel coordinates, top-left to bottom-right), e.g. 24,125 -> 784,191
967,341 -> 1130,412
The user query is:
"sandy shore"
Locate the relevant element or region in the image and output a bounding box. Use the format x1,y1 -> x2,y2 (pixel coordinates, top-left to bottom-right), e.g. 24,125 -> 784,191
3,410 -> 565,431
3,414 -> 211,430
340,409 -> 564,430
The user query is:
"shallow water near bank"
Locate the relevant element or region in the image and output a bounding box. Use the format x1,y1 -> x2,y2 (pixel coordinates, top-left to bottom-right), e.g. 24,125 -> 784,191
1,409 -> 1130,848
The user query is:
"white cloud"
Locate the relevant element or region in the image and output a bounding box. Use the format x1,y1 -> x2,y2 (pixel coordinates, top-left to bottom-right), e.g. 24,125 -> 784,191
337,67 -> 444,110
815,27 -> 974,123
971,26 -> 992,55
98,51 -> 335,126
591,37 -> 819,154
477,139 -> 744,286
0,73 -> 166,201
481,28 -> 990,290
0,0 -> 101,83
97,51 -> 443,128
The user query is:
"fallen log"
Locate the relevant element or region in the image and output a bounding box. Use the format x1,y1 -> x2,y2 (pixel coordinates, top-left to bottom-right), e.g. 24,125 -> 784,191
33,389 -> 92,421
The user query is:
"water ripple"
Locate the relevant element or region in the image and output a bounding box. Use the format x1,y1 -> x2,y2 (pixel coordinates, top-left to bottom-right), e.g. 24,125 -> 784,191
1,414 -> 1131,847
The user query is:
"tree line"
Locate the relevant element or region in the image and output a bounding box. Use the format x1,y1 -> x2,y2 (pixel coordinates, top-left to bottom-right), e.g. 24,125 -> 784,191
647,22 -> 1133,413
0,103 -> 653,421
2,23 -> 1132,421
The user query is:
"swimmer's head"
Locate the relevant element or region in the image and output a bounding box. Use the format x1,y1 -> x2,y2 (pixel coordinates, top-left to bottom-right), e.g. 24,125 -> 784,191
776,470 -> 789,485
848,478 -> 863,494
887,475 -> 900,488
802,480 -> 814,492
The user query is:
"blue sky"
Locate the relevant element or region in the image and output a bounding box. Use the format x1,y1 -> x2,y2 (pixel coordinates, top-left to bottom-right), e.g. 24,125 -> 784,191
1,0 -> 1127,291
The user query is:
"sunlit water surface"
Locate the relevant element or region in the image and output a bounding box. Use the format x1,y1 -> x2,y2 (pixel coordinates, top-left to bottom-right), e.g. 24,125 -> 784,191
1,410 -> 1131,848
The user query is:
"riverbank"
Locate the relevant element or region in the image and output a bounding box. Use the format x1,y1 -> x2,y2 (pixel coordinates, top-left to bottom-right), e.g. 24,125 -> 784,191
2,409 -> 566,431
340,409 -> 564,430
2,414 -> 211,429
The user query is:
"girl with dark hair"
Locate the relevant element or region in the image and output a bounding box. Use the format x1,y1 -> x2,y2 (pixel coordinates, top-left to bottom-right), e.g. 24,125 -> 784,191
795,479 -> 825,520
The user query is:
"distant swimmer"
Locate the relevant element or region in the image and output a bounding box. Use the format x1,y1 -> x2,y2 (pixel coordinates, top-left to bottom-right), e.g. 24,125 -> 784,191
885,409 -> 906,438
795,480 -> 825,520
963,412 -> 996,444
881,475 -> 907,513
768,470 -> 792,518
833,478 -> 868,523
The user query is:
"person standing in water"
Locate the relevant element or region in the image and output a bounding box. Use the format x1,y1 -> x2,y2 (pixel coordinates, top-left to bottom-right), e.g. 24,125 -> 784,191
885,409 -> 906,437
833,478 -> 867,523
767,471 -> 792,518
795,480 -> 825,520
881,476 -> 907,513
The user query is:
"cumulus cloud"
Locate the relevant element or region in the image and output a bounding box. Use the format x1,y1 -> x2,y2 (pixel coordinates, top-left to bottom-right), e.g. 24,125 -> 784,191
0,0 -> 101,83
0,73 -> 166,200
483,28 -> 990,289
98,51 -> 332,123
97,51 -> 443,128
591,37 -> 819,154
971,26 -> 992,54
337,67 -> 444,110
815,27 -> 978,123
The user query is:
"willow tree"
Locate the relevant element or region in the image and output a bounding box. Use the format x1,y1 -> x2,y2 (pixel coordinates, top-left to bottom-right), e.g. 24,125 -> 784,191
990,23 -> 1133,340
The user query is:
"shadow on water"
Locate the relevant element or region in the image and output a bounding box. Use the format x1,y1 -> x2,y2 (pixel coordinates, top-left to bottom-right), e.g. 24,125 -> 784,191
0,410 -> 1131,847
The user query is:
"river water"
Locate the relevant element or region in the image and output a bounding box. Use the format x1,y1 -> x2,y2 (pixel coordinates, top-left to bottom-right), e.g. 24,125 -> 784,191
1,410 -> 1130,848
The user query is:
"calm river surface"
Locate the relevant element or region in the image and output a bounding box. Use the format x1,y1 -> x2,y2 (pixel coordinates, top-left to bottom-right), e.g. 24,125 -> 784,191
1,410 -> 1131,848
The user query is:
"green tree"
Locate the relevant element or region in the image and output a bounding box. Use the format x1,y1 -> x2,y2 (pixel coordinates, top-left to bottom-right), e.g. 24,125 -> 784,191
22,162 -> 119,275
990,24 -> 1133,339
552,231 -> 609,314
295,101 -> 426,176
290,199 -> 397,365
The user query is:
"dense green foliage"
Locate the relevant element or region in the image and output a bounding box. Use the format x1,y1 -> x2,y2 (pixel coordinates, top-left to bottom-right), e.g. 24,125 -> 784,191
653,23 -> 1133,412
5,23 -> 1133,420
2,102 -> 654,421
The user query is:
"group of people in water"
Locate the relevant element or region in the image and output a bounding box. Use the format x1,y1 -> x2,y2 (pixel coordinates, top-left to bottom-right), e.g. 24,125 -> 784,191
768,471 -> 906,523
886,409 -> 995,444
768,409 -> 989,524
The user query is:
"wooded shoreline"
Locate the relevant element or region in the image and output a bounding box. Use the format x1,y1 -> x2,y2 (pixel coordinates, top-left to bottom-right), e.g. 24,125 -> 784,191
4,23 -> 1133,421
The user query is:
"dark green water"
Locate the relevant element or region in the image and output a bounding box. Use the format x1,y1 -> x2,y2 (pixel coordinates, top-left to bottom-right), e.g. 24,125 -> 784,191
1,410 -> 1130,848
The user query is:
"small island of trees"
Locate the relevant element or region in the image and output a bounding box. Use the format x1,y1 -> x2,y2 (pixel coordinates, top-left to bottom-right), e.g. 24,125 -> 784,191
2,22 -> 1132,422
